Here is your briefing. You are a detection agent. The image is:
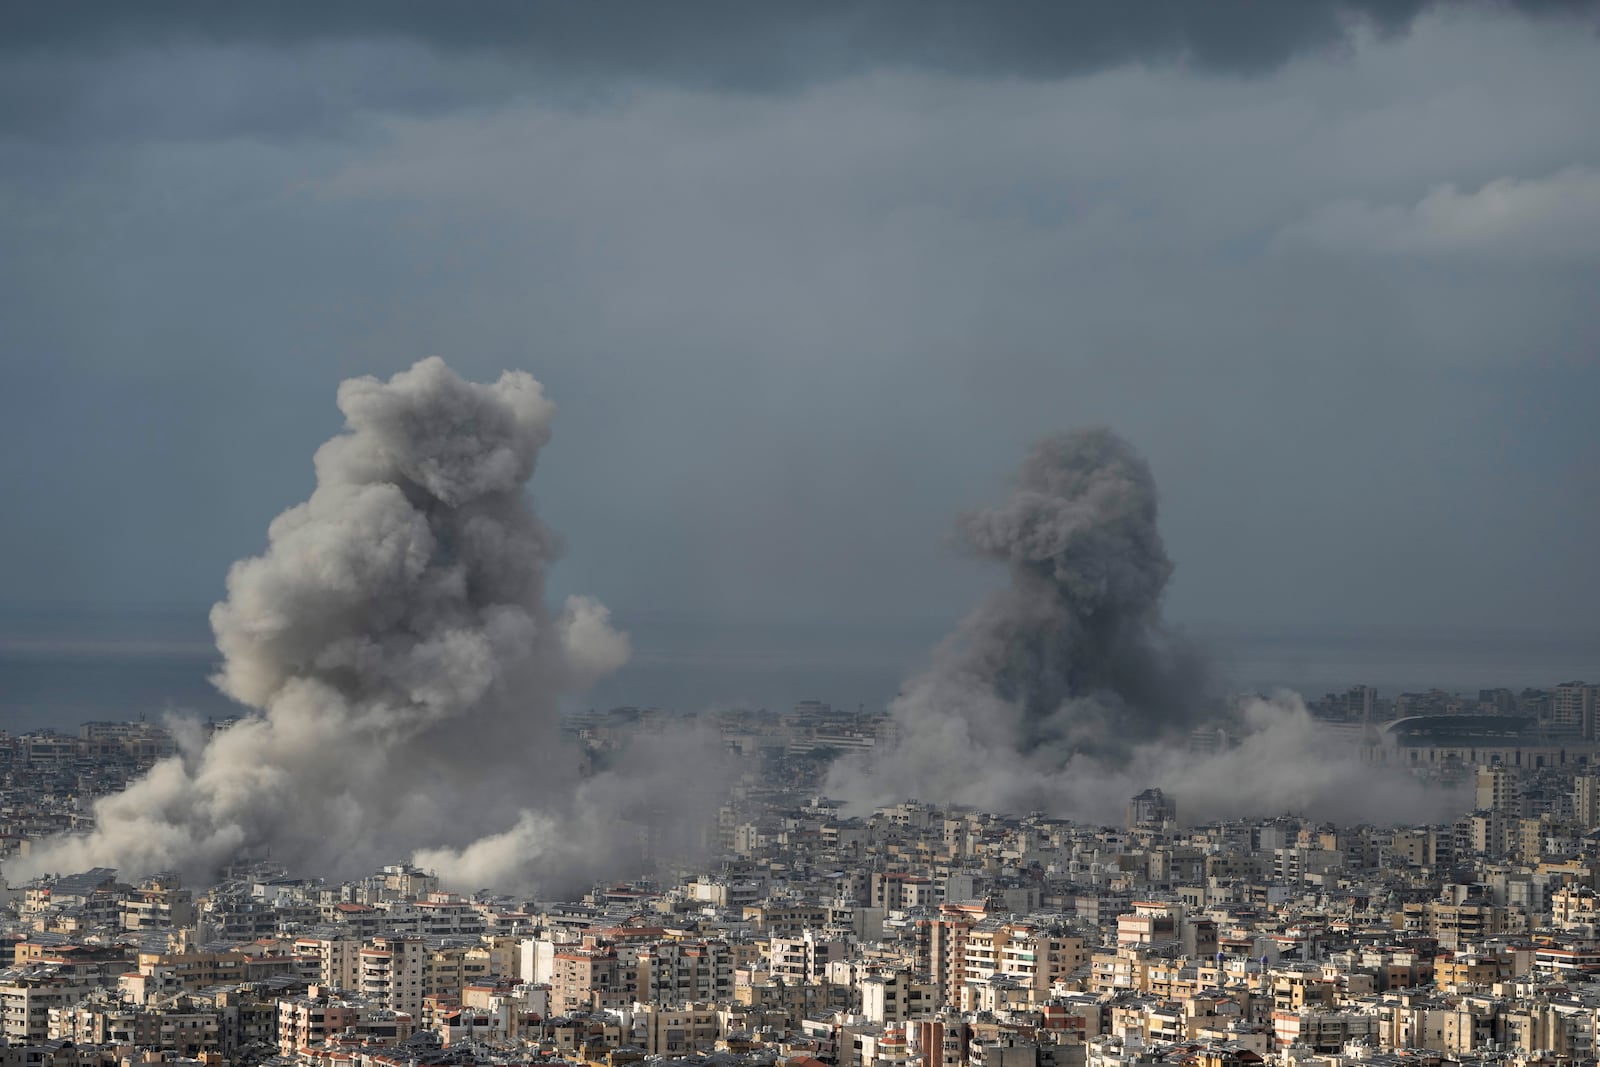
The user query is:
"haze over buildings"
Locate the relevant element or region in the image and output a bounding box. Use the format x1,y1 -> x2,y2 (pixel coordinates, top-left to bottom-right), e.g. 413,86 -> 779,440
2,10 -> 1599,1067
4,699 -> 1600,1067
0,361 -> 1488,886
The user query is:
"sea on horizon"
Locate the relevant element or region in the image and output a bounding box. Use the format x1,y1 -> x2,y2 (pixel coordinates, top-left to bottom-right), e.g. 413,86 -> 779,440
0,610 -> 1594,734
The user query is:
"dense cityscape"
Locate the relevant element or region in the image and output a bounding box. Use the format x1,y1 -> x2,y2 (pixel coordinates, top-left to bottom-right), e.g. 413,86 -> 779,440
6,5 -> 1599,1067
0,683 -> 1598,1067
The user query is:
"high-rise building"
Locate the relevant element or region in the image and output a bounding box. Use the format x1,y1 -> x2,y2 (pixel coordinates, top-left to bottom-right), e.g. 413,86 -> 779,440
1476,766 -> 1518,814
1479,689 -> 1518,714
1343,685 -> 1377,724
861,969 -> 939,1024
295,934 -> 361,992
1576,775 -> 1600,828
360,936 -> 426,1018
917,1016 -> 970,1067
1551,682 -> 1598,739
1128,788 -> 1177,829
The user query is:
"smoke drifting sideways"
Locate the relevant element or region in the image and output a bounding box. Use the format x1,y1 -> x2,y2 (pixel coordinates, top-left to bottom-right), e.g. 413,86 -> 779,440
10,357 -> 726,894
826,428 -> 1464,826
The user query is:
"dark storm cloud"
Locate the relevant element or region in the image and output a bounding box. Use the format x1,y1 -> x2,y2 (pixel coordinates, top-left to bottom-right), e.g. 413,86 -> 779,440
0,2 -> 1597,719
3,1 -> 1597,140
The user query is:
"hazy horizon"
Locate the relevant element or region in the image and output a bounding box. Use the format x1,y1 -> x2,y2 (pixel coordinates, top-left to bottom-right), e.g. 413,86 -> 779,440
2,602 -> 1593,734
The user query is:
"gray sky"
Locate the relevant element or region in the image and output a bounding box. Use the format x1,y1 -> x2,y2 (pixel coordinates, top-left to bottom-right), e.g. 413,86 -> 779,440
2,2 -> 1598,689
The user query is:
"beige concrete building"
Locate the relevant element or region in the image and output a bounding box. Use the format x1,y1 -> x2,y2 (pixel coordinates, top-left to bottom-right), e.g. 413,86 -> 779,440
360,936 -> 426,1017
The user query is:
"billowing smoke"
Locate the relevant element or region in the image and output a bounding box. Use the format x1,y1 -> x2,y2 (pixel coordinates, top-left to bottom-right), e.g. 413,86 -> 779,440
1149,692 -> 1465,826
828,428 -> 1459,824
414,720 -> 732,890
991,691 -> 1467,827
12,357 -> 719,892
827,429 -> 1208,812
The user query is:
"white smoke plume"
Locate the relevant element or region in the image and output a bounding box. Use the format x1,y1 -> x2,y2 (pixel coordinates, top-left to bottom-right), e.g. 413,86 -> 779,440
995,691 -> 1466,827
414,719 -> 733,891
827,429 -> 1463,825
11,357 -> 713,892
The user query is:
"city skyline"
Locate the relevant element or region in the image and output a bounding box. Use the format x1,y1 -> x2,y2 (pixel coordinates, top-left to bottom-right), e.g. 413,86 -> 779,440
0,358 -> 1584,889
1,8 -> 1599,1066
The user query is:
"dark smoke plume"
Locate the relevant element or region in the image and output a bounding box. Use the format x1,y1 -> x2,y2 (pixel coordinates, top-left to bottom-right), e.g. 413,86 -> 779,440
952,429 -> 1209,761
828,429 -> 1209,811
827,428 -> 1462,824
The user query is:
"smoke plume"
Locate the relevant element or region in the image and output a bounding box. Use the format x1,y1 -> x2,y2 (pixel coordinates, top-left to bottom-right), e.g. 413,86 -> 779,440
986,690 -> 1467,827
827,428 -> 1458,824
827,429 -> 1208,812
11,357 -> 712,892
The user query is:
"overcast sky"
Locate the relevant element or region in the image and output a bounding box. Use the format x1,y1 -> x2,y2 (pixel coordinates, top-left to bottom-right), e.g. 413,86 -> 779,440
2,2 -> 1598,666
